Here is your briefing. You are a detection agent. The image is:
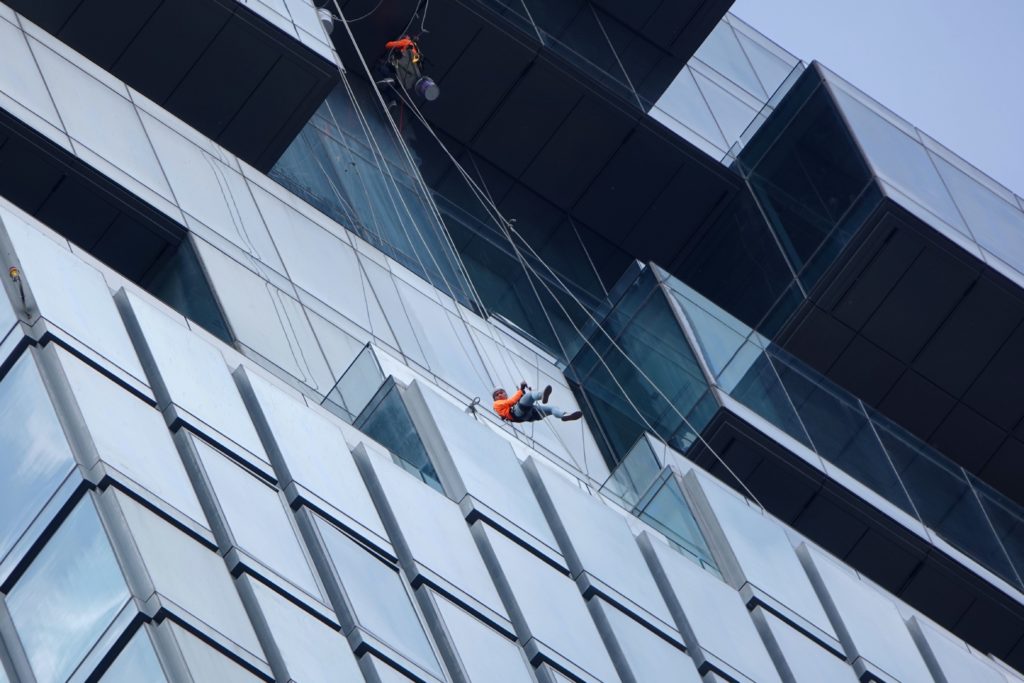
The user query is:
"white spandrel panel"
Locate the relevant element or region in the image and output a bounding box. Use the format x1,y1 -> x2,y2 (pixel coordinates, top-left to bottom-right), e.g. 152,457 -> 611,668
359,451 -> 507,626
526,458 -> 675,631
591,598 -> 701,683
0,18 -> 61,131
908,616 -> 1006,683
476,524 -> 621,683
752,607 -> 857,683
410,382 -> 559,558
239,368 -> 388,545
683,470 -> 838,649
432,593 -> 534,683
3,211 -> 146,383
122,291 -> 267,464
640,532 -> 782,683
29,41 -> 172,201
800,545 -> 933,683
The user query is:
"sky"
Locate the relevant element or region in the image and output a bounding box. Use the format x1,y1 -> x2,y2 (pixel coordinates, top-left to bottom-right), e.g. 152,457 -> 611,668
731,0 -> 1024,197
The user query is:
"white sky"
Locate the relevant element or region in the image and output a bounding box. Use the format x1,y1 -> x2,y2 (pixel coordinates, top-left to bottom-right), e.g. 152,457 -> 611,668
732,0 -> 1024,197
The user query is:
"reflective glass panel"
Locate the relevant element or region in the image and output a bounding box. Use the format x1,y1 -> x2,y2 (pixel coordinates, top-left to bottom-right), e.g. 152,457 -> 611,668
99,628 -> 166,683
908,616 -> 1005,683
0,351 -> 76,561
316,516 -> 442,676
249,579 -> 361,682
695,23 -> 765,96
194,439 -> 320,598
56,348 -> 206,526
754,608 -> 856,683
169,622 -> 263,683
433,593 -> 533,683
8,497 -> 130,683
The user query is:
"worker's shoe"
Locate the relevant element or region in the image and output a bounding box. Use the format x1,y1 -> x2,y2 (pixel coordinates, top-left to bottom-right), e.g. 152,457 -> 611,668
541,385 -> 553,404
562,411 -> 582,422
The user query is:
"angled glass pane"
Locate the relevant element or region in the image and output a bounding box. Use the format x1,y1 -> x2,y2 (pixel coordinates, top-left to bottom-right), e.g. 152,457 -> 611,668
194,439 -> 320,598
8,497 -> 130,683
931,153 -> 1024,273
433,593 -> 533,683
316,516 -> 441,676
695,22 -> 766,96
735,31 -> 797,97
0,351 -> 76,561
249,579 -> 362,683
755,608 -> 857,682
693,71 -> 759,148
653,68 -> 727,152
99,628 -> 166,683
56,348 -> 206,526
830,87 -> 966,235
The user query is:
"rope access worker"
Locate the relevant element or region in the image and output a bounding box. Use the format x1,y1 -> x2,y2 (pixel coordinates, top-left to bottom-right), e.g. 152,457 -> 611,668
383,35 -> 440,101
493,383 -> 583,423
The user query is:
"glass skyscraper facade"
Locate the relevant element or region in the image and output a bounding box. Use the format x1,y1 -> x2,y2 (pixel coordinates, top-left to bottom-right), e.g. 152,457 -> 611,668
0,0 -> 1020,682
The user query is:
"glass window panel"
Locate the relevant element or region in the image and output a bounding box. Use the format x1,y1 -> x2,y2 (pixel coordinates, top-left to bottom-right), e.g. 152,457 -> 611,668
801,546 -> 932,683
831,87 -> 967,235
8,497 -> 130,683
481,525 -> 620,683
433,593 -> 533,683
754,608 -> 856,683
56,348 -> 206,526
29,43 -> 173,200
242,370 -> 387,540
316,516 -> 441,676
3,211 -> 145,380
363,453 -> 506,619
931,153 -> 1024,273
114,491 -> 263,657
125,292 -> 267,462
168,622 -> 263,683
689,471 -> 837,642
695,23 -> 765,96
100,628 -> 167,683
641,533 -> 781,683
416,383 -> 558,550
249,579 -> 362,683
597,599 -> 701,683
0,351 -> 76,561
361,655 -> 417,683
530,461 -> 674,626
735,32 -> 796,97
356,381 -> 442,492
194,438 -> 320,598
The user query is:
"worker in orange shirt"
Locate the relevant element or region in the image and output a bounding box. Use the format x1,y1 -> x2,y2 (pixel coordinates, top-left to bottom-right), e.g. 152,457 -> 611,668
493,382 -> 582,423
382,35 -> 439,101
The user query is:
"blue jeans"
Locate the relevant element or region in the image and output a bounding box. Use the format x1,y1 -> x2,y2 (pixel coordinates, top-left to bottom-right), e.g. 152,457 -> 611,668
512,391 -> 565,421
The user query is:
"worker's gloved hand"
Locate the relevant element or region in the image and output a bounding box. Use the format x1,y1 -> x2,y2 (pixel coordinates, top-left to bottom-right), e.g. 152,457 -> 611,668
519,381 -> 528,391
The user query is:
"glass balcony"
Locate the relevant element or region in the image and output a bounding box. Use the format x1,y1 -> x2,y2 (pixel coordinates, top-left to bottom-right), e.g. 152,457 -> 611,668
581,261 -> 1024,591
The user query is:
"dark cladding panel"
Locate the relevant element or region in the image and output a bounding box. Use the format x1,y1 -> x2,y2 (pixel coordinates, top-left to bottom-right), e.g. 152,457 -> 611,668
572,126 -> 682,243
913,276 -> 1024,399
1,0 -> 82,30
963,323 -> 1024,431
473,58 -> 584,177
413,0 -> 483,79
981,439 -> 1024,506
781,305 -> 855,375
91,214 -> 172,282
928,404 -> 1005,474
421,24 -> 537,144
878,370 -> 955,438
112,0 -> 232,103
860,245 -> 978,364
57,0 -> 163,70
35,177 -> 120,249
826,336 -> 903,406
521,93 -> 636,208
165,12 -> 279,139
0,135 -> 64,214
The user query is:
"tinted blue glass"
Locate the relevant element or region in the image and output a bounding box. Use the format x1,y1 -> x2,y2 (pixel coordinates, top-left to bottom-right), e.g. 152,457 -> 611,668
99,628 -> 166,682
8,498 -> 130,683
0,352 -> 76,560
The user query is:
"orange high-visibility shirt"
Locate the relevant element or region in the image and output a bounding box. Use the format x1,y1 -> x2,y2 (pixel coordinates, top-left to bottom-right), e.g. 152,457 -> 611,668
493,389 -> 523,421
385,37 -> 417,51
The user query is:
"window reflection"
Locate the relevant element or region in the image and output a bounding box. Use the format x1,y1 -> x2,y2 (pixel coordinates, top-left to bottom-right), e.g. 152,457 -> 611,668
99,627 -> 166,683
0,351 -> 76,562
8,497 -> 130,683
